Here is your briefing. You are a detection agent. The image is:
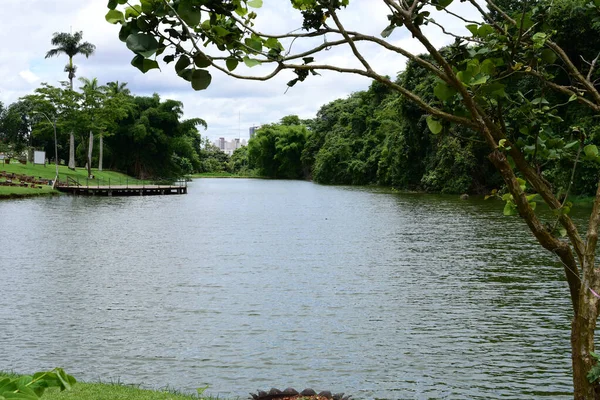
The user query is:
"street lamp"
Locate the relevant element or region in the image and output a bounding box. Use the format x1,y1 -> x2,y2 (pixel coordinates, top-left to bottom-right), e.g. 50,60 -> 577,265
32,111 -> 59,184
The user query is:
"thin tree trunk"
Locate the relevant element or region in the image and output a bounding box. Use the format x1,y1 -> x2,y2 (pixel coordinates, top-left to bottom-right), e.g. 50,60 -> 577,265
572,285 -> 600,399
98,133 -> 103,171
68,72 -> 75,170
87,130 -> 93,178
68,132 -> 75,170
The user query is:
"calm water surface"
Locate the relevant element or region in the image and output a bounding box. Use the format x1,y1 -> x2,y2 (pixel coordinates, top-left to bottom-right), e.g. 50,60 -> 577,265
0,179 -> 574,399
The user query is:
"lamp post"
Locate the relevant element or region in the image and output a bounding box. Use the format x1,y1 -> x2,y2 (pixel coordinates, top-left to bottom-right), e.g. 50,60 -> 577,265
33,111 -> 59,183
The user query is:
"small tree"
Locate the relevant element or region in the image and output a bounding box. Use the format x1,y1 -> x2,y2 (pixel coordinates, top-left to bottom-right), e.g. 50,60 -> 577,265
107,0 -> 600,397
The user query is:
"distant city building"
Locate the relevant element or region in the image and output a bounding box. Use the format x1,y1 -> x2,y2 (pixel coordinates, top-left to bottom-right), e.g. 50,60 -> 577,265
249,125 -> 261,139
213,137 -> 247,156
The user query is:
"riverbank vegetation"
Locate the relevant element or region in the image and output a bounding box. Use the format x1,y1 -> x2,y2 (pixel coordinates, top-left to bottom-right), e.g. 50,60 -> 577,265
0,372 -> 214,400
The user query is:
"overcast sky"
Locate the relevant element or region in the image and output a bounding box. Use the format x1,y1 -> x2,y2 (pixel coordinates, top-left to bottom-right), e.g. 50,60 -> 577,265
1,0 -> 480,141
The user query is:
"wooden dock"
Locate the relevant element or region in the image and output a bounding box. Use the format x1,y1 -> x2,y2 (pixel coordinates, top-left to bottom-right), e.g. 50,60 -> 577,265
55,177 -> 187,196
57,184 -> 187,196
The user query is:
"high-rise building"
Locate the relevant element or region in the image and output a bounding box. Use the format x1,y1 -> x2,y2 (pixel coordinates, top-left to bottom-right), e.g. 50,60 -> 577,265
218,137 -> 225,150
249,125 -> 261,139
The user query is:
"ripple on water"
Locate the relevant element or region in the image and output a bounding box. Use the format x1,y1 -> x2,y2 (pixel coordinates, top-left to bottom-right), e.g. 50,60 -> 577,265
0,181 -> 574,399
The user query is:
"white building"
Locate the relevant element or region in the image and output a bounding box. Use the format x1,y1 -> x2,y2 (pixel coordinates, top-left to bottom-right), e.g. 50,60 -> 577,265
213,138 -> 247,156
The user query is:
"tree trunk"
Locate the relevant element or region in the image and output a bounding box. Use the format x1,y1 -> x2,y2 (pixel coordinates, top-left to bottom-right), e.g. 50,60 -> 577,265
98,133 -> 103,171
68,132 -> 75,170
87,130 -> 93,178
572,283 -> 600,399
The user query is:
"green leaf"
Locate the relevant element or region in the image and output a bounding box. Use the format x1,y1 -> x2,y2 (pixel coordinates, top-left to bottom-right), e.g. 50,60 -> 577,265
175,55 -> 191,74
226,58 -> 239,71
178,68 -> 194,82
131,55 -> 159,73
125,5 -> 142,18
426,116 -> 443,134
136,18 -> 150,31
433,82 -> 456,101
105,9 -> 124,23
540,48 -> 557,64
191,69 -> 212,90
584,144 -> 599,158
126,33 -> 159,57
244,38 -> 262,52
178,0 -> 201,26
466,24 -> 479,35
107,0 -> 118,10
140,0 -> 155,14
265,37 -> 283,51
503,201 -> 517,216
568,93 -> 578,102
470,74 -> 488,86
193,52 -> 211,68
564,140 -> 579,149
212,26 -> 231,37
243,56 -> 261,67
381,24 -> 396,38
516,177 -> 526,191
248,0 -> 263,8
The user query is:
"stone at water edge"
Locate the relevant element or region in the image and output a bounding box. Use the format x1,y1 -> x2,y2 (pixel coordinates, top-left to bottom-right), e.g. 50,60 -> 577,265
248,388 -> 351,400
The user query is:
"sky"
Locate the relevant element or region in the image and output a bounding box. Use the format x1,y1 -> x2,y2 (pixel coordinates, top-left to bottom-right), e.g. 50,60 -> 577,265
0,0 -> 480,141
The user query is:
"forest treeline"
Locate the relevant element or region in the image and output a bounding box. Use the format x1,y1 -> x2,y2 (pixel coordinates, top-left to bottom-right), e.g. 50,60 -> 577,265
237,0 -> 600,195
1,0 -> 598,194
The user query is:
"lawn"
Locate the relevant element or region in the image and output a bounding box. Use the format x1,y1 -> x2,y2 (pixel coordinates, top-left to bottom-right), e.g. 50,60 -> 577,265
0,161 -> 142,198
1,162 -> 142,186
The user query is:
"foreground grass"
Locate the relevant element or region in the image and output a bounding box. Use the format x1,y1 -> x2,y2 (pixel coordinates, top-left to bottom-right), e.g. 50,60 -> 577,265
0,372 -> 223,400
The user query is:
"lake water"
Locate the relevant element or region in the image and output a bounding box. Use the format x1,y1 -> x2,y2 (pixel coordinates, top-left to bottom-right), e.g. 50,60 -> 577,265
0,179 -> 574,399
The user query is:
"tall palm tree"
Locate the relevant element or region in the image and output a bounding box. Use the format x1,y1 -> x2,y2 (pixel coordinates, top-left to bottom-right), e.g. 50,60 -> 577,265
45,31 -> 95,170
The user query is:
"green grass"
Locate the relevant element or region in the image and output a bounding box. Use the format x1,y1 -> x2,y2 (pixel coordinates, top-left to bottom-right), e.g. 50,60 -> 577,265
0,185 -> 57,199
0,372 -> 224,400
0,161 -> 142,198
1,162 -> 142,185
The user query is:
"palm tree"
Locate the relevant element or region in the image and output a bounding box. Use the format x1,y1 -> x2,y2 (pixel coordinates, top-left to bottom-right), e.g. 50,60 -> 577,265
106,81 -> 131,96
45,31 -> 95,169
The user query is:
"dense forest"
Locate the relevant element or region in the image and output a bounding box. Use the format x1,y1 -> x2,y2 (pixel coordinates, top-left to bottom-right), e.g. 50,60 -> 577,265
237,0 -> 600,195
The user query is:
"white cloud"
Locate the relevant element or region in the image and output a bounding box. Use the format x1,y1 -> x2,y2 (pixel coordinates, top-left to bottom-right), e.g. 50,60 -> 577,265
19,70 -> 40,84
0,0 -> 480,139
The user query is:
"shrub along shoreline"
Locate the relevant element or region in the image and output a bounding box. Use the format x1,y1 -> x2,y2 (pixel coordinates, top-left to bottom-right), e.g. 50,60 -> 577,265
0,372 -> 221,400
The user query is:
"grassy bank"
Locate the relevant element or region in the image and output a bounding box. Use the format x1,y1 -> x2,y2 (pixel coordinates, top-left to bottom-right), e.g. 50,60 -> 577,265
0,372 -> 222,400
0,162 -> 142,199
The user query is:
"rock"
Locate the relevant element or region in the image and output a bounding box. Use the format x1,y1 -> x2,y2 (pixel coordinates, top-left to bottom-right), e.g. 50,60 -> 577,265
282,388 -> 299,396
300,388 -> 317,396
318,390 -> 333,398
268,388 -> 282,396
460,193 -> 469,200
